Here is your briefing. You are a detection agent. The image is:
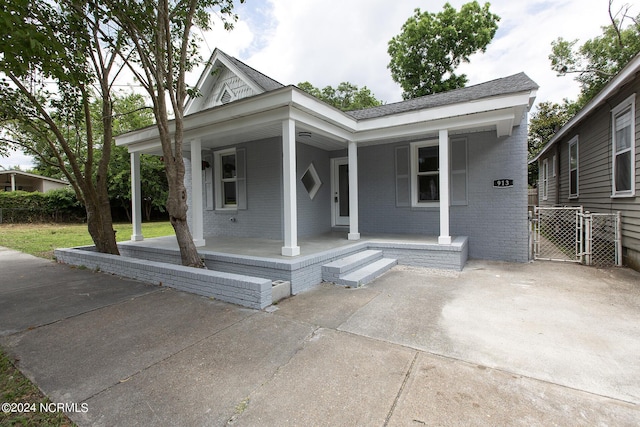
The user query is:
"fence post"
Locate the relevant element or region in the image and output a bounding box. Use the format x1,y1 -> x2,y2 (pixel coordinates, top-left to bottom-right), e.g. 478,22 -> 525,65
616,211 -> 622,266
583,211 -> 591,265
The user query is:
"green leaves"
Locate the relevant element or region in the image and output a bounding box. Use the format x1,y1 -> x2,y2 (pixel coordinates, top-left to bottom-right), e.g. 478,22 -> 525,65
388,1 -> 500,99
297,81 -> 383,111
549,5 -> 640,107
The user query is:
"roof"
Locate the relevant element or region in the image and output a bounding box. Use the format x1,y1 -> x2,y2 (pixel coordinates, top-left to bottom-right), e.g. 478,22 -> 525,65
531,51 -> 640,164
346,73 -> 539,120
0,170 -> 69,185
216,50 -> 284,92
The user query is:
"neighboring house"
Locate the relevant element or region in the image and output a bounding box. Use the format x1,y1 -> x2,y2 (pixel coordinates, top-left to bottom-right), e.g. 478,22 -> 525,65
117,48 -> 538,265
0,170 -> 69,193
532,52 -> 640,271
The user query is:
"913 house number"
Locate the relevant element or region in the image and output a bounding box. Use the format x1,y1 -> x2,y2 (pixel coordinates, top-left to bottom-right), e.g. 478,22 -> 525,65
493,179 -> 514,188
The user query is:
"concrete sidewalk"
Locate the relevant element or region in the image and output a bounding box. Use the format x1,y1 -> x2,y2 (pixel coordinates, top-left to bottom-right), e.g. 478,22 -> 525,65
1,246 -> 639,425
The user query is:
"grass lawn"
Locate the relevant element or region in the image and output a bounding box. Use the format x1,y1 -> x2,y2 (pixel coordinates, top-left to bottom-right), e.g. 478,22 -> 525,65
0,221 -> 174,259
1,349 -> 74,427
0,221 -> 173,426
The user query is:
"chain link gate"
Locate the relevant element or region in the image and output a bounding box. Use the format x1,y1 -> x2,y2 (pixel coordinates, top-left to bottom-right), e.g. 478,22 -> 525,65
532,207 -> 621,267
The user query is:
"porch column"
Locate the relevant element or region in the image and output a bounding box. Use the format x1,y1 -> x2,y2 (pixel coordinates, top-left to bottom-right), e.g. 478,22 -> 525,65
190,139 -> 205,247
282,118 -> 300,256
347,141 -> 360,240
130,152 -> 143,241
438,129 -> 452,245
10,173 -> 16,192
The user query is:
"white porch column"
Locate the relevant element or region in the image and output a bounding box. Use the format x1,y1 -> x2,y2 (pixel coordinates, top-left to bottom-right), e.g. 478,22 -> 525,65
10,173 -> 16,192
282,118 -> 300,256
190,139 -> 205,247
438,129 -> 452,245
347,141 -> 360,240
130,152 -> 143,241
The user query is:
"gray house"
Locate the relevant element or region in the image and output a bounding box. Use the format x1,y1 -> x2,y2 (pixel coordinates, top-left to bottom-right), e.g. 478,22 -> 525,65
532,53 -> 640,271
109,49 -> 537,305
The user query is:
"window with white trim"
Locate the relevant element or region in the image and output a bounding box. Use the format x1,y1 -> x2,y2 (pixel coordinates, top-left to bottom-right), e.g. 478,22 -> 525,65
215,148 -> 237,209
568,136 -> 578,198
411,141 -> 439,206
301,163 -> 322,199
541,158 -> 548,201
611,94 -> 636,197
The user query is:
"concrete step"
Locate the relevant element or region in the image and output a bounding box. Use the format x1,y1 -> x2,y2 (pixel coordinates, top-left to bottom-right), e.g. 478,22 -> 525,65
337,258 -> 398,288
321,250 -> 383,282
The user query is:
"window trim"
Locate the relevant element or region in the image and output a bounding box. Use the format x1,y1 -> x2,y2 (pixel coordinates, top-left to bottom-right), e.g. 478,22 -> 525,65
568,136 -> 579,199
410,140 -> 440,208
214,148 -> 237,210
217,83 -> 236,106
611,94 -> 636,198
301,162 -> 322,200
541,158 -> 548,201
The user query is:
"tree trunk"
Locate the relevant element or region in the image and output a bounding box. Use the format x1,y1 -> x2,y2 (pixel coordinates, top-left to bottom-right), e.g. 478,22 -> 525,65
165,169 -> 202,267
85,192 -> 119,255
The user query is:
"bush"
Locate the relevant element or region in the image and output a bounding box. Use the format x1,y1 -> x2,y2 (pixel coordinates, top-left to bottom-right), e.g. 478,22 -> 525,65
0,188 -> 86,223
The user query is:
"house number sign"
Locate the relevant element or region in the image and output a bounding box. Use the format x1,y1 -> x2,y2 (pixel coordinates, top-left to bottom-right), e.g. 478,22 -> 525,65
493,179 -> 514,188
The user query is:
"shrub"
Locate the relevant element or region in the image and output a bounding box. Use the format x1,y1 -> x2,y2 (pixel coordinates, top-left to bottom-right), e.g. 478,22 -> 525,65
0,188 -> 85,223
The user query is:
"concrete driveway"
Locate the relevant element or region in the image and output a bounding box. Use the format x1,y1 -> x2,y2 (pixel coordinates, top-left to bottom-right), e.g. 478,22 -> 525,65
1,246 -> 639,425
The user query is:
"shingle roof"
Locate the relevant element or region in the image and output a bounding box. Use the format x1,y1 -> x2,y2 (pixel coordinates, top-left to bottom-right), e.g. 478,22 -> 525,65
217,50 -> 285,92
345,73 -> 539,120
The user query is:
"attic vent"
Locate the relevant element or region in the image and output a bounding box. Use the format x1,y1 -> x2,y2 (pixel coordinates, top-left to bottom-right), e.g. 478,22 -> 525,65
220,89 -> 232,104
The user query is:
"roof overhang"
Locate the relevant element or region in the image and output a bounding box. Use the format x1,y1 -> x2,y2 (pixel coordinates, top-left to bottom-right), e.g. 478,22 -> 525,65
117,85 -> 536,154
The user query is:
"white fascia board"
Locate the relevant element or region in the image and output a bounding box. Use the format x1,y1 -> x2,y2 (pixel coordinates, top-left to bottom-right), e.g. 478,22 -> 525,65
289,107 -> 354,142
355,92 -> 533,133
290,89 -> 357,131
354,109 -> 515,144
116,87 -> 297,148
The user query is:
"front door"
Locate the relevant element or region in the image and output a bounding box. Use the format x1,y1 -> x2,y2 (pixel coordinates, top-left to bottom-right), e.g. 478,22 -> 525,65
331,158 -> 349,226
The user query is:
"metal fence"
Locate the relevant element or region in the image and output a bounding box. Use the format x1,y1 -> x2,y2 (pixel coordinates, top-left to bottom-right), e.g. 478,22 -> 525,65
532,207 -> 621,267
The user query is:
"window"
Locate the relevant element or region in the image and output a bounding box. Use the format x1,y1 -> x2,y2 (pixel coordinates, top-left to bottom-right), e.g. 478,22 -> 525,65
217,83 -> 236,106
408,139 -> 467,207
569,137 -> 578,198
552,154 -> 557,177
301,163 -> 322,199
611,94 -> 636,197
215,148 -> 237,209
541,158 -> 548,201
411,141 -> 439,206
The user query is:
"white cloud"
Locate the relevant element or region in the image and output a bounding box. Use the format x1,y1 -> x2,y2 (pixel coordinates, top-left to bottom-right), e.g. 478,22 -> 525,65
205,0 -> 616,106
3,0 -> 624,168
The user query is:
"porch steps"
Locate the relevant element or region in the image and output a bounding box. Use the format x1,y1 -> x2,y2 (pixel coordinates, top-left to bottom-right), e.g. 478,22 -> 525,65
322,250 -> 397,287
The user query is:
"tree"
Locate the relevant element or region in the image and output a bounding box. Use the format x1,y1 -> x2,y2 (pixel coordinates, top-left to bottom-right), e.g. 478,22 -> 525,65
106,93 -> 166,222
96,0 -> 242,267
527,101 -> 575,186
0,0 -> 122,254
297,81 -> 383,111
550,0 -> 640,107
387,2 -> 500,99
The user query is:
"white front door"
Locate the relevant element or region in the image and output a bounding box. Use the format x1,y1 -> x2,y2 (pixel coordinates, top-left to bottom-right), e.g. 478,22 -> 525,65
331,157 -> 349,226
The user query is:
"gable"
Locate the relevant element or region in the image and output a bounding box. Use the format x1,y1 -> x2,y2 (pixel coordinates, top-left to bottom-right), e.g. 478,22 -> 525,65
185,49 -> 284,116
202,66 -> 257,110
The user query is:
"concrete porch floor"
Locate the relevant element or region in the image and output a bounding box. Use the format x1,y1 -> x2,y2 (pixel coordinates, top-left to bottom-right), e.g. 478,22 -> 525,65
119,232 -> 443,259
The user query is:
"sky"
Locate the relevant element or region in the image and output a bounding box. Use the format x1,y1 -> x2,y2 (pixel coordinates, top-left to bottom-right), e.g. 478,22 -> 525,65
0,0 -> 621,170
